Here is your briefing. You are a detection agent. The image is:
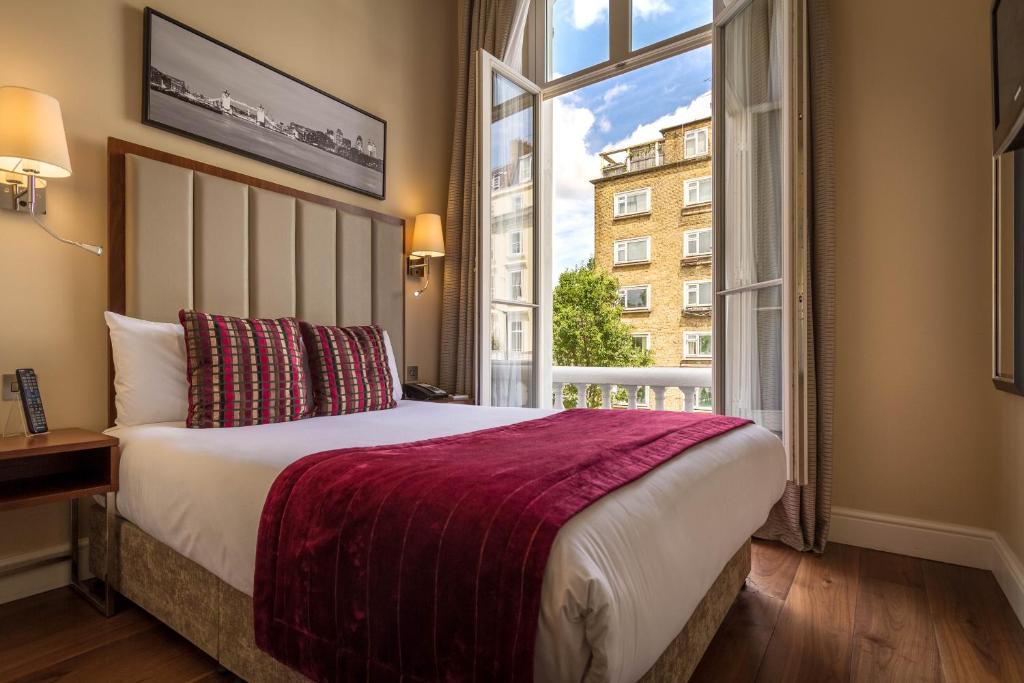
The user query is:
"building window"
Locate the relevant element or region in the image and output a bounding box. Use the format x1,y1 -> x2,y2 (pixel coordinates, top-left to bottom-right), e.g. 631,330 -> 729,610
683,331 -> 712,359
684,177 -> 712,206
618,285 -> 650,311
509,318 -> 524,353
684,280 -> 712,309
509,268 -> 524,301
508,230 -> 524,257
684,228 -> 712,257
491,171 -> 503,191
613,188 -> 652,217
613,236 -> 651,265
684,127 -> 709,158
631,332 -> 651,352
518,153 -> 533,184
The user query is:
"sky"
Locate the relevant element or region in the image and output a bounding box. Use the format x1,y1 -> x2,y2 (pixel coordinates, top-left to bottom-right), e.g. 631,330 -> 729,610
551,0 -> 712,274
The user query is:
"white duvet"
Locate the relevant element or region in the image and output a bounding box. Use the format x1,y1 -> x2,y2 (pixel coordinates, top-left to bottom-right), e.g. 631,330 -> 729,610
107,401 -> 786,683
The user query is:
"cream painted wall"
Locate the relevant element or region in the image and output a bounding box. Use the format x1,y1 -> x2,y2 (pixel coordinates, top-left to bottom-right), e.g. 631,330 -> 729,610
0,0 -> 454,562
831,0 -> 998,528
996,393 -> 1024,560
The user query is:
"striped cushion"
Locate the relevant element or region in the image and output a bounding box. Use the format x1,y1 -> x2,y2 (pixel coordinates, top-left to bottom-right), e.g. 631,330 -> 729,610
179,310 -> 312,428
300,323 -> 396,416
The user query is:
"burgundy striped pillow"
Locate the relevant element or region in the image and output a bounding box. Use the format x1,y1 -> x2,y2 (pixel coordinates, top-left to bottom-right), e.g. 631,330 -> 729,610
300,323 -> 397,416
179,310 -> 312,428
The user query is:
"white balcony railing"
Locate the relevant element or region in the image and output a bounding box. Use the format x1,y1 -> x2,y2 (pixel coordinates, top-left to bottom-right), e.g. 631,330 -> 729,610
552,366 -> 712,411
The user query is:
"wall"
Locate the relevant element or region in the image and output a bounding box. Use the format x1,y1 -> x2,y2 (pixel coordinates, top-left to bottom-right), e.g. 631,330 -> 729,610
831,0 -> 998,528
0,0 -> 454,567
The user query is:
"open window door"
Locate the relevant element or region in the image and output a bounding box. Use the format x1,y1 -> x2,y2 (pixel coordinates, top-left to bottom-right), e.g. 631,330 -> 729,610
712,0 -> 809,482
477,50 -> 547,407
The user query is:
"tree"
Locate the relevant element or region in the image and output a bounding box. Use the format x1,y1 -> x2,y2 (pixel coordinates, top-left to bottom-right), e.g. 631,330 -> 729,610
552,258 -> 651,407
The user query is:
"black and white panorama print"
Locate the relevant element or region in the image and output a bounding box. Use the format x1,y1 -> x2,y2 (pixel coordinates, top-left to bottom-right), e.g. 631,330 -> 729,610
143,8 -> 386,199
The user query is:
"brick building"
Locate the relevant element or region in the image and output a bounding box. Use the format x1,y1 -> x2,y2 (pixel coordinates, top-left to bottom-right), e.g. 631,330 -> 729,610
592,116 -> 713,410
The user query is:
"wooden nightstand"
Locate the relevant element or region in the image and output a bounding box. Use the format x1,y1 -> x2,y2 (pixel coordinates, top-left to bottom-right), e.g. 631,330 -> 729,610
0,428 -> 119,615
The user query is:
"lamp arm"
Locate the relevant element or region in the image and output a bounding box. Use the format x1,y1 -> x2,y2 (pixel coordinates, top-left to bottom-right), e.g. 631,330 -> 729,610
30,213 -> 103,256
412,256 -> 431,297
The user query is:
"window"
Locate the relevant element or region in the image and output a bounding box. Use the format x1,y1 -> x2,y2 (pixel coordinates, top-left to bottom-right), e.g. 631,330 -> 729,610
509,318 -> 524,352
518,154 -> 533,184
613,236 -> 651,264
684,228 -> 712,257
618,285 -> 650,311
695,387 -> 712,412
631,332 -> 651,352
613,188 -> 651,217
684,280 -> 712,308
684,177 -> 712,206
491,171 -> 503,191
508,230 -> 524,257
509,268 -> 524,300
683,331 -> 712,359
684,128 -> 709,158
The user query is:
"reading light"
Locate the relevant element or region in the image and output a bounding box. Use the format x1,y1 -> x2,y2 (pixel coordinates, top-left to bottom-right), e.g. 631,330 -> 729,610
0,86 -> 103,255
408,213 -> 445,297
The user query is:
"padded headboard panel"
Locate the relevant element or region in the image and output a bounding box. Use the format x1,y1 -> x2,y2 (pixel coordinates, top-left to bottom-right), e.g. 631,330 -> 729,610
108,138 -> 405,425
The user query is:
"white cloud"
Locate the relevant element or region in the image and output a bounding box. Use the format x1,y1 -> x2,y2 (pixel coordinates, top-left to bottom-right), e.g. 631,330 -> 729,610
552,96 -> 603,272
598,116 -> 612,133
601,83 -> 633,108
632,0 -> 672,19
604,89 -> 711,150
571,0 -> 608,29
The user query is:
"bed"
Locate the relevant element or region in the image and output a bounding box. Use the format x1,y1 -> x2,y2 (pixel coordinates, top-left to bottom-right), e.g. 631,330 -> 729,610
91,138 -> 787,682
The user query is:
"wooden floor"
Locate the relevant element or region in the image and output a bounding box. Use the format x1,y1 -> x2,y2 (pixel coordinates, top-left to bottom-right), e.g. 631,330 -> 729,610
1,542 -> 1023,682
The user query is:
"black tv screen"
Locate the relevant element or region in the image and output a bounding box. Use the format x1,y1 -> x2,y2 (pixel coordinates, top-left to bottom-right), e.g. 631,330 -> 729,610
994,0 -> 1024,153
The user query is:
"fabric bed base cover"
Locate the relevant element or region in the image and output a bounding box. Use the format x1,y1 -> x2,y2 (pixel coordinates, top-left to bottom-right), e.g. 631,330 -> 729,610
87,504 -> 751,683
254,409 -> 749,682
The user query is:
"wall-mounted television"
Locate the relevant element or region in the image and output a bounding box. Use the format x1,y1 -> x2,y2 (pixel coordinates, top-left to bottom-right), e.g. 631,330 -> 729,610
994,0 -> 1024,153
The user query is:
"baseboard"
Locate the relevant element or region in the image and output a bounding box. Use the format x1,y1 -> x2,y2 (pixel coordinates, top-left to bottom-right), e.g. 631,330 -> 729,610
0,540 -> 90,605
831,506 -> 1024,628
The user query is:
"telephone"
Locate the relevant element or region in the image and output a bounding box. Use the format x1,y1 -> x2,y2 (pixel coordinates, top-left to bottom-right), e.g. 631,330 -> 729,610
402,382 -> 450,401
16,368 -> 48,435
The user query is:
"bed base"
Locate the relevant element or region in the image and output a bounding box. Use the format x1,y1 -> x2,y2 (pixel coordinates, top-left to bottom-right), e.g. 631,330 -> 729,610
88,504 -> 748,682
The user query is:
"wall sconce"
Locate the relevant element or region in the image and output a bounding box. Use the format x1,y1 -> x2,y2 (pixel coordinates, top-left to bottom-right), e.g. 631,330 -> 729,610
408,213 -> 445,297
0,86 -> 103,255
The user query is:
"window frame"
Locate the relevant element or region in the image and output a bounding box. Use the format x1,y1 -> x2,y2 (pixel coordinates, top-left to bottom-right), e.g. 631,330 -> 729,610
518,153 -> 533,184
613,187 -> 652,218
618,284 -> 651,311
684,176 -> 713,207
683,330 -> 712,359
508,316 -> 525,353
684,127 -> 710,159
508,266 -> 525,301
613,235 -> 652,265
684,227 -> 712,257
508,229 -> 524,258
631,331 -> 651,352
683,279 -> 712,309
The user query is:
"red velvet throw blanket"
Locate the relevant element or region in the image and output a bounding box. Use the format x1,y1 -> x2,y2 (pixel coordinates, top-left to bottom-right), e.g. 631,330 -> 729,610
254,409 -> 750,683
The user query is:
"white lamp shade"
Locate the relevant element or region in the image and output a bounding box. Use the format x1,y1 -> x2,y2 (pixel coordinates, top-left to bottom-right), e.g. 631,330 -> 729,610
0,86 -> 72,178
410,213 -> 445,257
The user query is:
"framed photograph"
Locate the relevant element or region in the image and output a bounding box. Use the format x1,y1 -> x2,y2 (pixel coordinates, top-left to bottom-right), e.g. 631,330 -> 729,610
143,7 -> 386,199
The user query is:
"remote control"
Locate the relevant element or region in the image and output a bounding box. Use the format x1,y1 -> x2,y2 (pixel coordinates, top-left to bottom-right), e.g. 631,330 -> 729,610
16,368 -> 48,435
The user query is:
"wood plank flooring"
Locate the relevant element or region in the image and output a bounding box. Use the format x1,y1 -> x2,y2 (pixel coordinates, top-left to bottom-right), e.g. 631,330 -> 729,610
1,541 -> 1022,682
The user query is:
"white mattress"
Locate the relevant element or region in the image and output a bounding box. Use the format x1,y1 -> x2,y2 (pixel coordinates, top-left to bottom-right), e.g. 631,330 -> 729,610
106,401 -> 786,683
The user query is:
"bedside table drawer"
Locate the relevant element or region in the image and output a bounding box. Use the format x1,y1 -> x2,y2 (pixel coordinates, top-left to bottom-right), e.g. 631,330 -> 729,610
0,446 -> 116,511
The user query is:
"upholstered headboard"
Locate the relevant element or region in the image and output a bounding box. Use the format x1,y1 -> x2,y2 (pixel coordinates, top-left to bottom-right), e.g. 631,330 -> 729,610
107,137 -> 405,426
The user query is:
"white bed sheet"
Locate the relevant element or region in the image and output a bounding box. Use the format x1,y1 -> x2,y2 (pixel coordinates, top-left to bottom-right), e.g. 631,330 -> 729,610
107,401 -> 786,683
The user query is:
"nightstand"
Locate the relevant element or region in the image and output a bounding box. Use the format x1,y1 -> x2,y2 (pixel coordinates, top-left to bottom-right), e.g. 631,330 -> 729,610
439,396 -> 474,405
0,428 -> 119,615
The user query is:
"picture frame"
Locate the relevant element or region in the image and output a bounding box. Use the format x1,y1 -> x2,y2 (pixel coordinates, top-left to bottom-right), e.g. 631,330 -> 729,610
993,149 -> 1024,395
142,7 -> 386,200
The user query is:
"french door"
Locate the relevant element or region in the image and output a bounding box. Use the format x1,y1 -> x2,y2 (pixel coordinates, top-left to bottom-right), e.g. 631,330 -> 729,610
712,0 -> 808,482
477,50 -> 547,407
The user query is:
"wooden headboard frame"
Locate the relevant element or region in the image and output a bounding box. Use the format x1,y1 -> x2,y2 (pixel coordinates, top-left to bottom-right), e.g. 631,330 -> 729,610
106,137 -> 406,426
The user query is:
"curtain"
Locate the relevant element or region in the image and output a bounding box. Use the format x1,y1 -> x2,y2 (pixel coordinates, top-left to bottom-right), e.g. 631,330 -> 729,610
755,0 -> 835,553
440,0 -> 529,397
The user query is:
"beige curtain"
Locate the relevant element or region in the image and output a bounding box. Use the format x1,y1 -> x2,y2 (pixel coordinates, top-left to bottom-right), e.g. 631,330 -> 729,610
440,0 -> 527,396
756,0 -> 835,553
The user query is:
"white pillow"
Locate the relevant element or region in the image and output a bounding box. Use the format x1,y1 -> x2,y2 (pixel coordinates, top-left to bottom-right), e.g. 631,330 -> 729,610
382,330 -> 403,403
105,311 -> 188,426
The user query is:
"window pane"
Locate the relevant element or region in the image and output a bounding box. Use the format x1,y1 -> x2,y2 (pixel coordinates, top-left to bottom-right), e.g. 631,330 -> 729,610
490,304 -> 534,407
724,285 -> 782,435
550,0 -> 609,80
632,0 -> 713,51
626,239 -> 647,261
698,228 -> 712,253
490,72 -> 534,305
722,0 -> 783,289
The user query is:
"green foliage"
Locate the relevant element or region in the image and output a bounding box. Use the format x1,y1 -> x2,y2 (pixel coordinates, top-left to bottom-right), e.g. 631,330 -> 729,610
552,258 -> 651,408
